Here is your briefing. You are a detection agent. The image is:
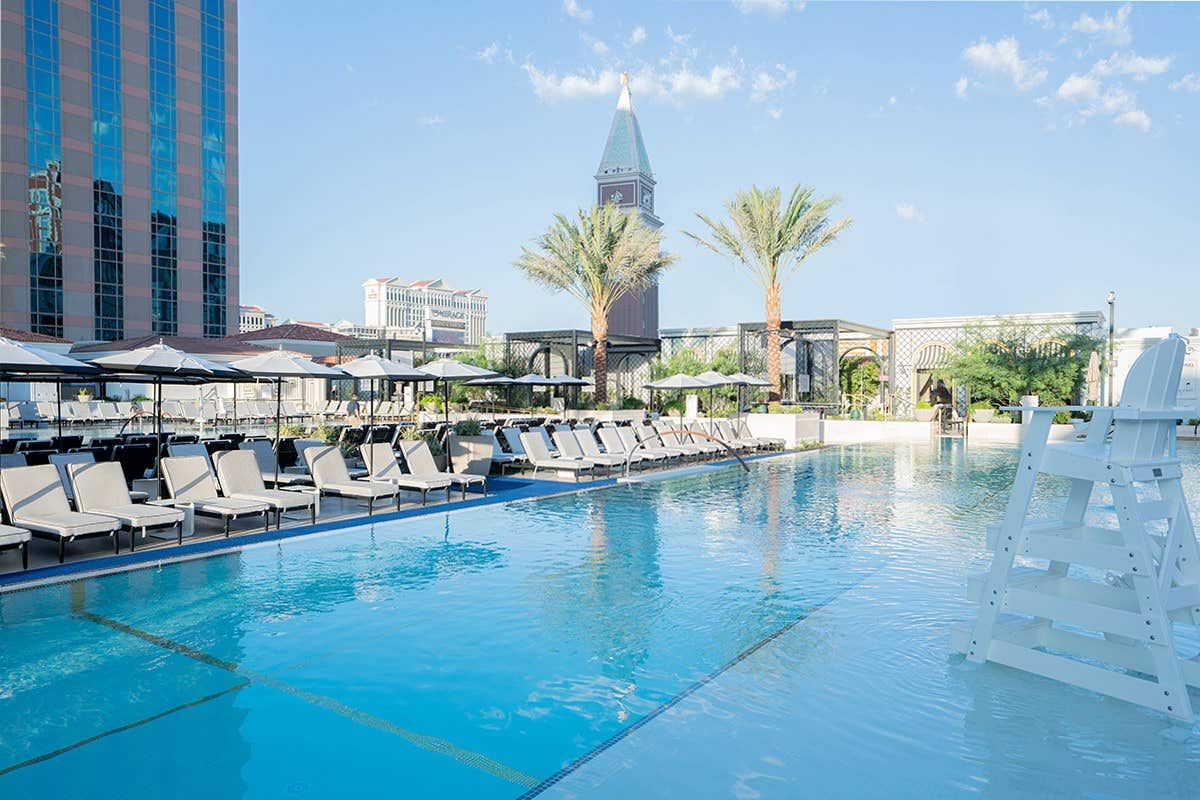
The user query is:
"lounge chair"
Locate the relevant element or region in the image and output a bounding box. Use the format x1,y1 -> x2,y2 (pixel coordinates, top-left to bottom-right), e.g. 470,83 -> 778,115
68,461 -> 185,549
484,429 -> 525,473
160,456 -> 271,536
397,440 -> 486,499
635,423 -> 699,458
213,450 -> 316,528
0,524 -> 32,570
712,419 -> 765,451
302,445 -> 399,515
294,438 -> 368,479
518,432 -> 594,481
579,427 -> 657,468
0,464 -> 121,563
360,443 -> 453,506
613,425 -> 682,461
729,418 -> 783,450
651,422 -> 718,457
552,429 -> 622,471
237,439 -> 311,487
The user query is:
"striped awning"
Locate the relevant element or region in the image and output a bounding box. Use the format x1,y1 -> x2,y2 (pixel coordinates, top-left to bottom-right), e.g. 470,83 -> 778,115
913,344 -> 949,370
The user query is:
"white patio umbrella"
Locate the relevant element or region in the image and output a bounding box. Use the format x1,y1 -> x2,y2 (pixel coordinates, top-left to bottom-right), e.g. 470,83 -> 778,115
417,358 -> 497,424
694,371 -> 734,432
513,373 -> 558,415
0,339 -> 102,490
644,373 -> 710,419
231,350 -> 348,486
464,375 -> 515,418
726,372 -> 771,416
340,354 -> 431,470
91,342 -> 214,479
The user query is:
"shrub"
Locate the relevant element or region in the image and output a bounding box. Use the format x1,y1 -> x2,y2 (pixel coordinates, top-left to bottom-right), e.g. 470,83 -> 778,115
619,396 -> 645,410
453,419 -> 482,436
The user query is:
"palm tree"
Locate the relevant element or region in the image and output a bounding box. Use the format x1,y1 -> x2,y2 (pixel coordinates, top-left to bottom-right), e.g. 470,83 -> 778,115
684,184 -> 852,403
516,203 -> 676,404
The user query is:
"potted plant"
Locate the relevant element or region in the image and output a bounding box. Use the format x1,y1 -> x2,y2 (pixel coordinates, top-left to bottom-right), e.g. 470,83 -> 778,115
447,419 -> 493,476
914,401 -> 935,422
76,387 -> 94,403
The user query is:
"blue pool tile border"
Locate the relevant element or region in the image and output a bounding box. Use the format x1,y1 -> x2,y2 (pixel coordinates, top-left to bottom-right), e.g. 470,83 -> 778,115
0,451 -> 798,591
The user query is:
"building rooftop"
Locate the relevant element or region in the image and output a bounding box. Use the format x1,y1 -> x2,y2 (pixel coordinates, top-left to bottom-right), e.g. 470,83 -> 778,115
596,73 -> 653,179
70,334 -> 272,356
0,325 -> 70,344
225,323 -> 354,344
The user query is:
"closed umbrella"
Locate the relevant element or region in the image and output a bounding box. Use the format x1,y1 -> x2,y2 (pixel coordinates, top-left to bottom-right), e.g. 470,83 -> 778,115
416,358 -> 496,425
91,342 -> 214,480
341,354 -> 431,471
231,349 -> 347,486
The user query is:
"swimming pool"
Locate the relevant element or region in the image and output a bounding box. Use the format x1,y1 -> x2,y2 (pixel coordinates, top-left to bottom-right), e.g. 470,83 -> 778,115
2,442 -> 1199,798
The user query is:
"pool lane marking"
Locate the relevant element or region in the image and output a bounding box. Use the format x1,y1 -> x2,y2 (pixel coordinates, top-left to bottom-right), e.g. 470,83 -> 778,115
66,609 -> 539,789
0,681 -> 251,778
514,577 -> 877,800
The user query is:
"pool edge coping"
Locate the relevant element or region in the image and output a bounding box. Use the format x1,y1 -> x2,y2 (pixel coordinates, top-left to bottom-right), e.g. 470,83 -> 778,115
0,448 -> 817,594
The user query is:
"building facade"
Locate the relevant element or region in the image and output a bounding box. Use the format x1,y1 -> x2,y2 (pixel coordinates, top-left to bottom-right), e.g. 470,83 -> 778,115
362,277 -> 486,345
595,72 -> 660,340
238,303 -> 275,333
0,0 -> 239,342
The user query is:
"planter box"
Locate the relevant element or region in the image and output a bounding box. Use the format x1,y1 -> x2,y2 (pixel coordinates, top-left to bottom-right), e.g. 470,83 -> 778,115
914,408 -> 935,422
742,412 -> 822,447
447,435 -> 493,475
972,408 -> 995,423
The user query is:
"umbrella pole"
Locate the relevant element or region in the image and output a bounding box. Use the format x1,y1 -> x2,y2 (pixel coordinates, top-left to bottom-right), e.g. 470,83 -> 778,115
155,376 -> 162,481
274,377 -> 282,488
368,377 -> 376,474
56,378 -> 63,438
233,385 -> 238,433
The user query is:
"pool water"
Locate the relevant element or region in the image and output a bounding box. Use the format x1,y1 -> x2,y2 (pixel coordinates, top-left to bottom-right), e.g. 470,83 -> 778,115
2,442 -> 1200,798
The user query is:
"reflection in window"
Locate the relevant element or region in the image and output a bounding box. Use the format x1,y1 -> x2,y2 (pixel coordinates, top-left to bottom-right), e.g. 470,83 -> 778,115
200,0 -> 227,337
149,0 -> 177,335
91,0 -> 123,339
25,0 -> 63,337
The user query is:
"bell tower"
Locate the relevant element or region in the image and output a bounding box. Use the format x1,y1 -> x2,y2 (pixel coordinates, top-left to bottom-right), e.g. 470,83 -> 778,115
595,73 -> 660,339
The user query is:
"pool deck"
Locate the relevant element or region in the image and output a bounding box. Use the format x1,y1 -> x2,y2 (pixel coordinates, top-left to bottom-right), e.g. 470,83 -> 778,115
0,450 -> 797,592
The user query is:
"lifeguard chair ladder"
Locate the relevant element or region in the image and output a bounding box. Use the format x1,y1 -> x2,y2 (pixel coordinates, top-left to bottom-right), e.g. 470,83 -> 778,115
952,334 -> 1200,722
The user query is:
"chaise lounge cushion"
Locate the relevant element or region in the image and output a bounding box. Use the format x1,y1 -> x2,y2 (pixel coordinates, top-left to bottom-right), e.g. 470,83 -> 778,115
304,446 -> 398,499
213,451 -> 315,512
0,525 -> 31,547
161,456 -> 269,518
0,464 -> 120,539
69,462 -> 184,529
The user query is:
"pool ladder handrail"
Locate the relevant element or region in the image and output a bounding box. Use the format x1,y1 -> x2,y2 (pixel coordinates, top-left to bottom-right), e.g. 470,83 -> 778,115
620,427 -> 750,478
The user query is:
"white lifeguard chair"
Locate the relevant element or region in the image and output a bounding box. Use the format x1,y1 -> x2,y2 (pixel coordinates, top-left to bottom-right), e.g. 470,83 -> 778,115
952,334 -> 1200,722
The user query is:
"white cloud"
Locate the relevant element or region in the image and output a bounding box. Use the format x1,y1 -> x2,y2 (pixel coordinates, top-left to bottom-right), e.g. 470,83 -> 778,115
1092,52 -> 1171,81
895,202 -> 924,223
417,114 -> 444,127
523,63 -> 743,105
629,26 -> 646,46
1171,73 -> 1200,93
767,107 -> 783,120
750,63 -> 796,103
474,42 -> 500,63
581,34 -> 608,55
1056,73 -> 1100,103
732,0 -> 804,15
1071,4 -> 1132,46
666,26 -> 690,46
962,36 -> 1048,91
563,0 -> 592,22
888,95 -> 898,106
954,76 -> 969,99
1114,109 -> 1151,132
1026,8 -> 1053,30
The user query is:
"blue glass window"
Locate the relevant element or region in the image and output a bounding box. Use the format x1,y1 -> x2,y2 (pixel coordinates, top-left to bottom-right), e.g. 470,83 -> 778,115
91,0 -> 123,340
200,0 -> 227,337
149,0 -> 177,335
24,0 -> 63,337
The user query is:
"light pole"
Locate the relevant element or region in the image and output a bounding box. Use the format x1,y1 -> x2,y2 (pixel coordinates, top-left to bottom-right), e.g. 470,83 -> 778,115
1107,290 -> 1116,406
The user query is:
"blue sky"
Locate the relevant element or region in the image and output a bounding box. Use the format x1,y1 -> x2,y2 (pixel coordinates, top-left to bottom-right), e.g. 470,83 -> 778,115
238,1 -> 1200,335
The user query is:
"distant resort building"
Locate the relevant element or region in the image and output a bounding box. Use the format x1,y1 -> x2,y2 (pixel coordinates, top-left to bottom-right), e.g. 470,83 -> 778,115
238,305 -> 277,333
362,278 -> 487,345
596,73 -> 661,340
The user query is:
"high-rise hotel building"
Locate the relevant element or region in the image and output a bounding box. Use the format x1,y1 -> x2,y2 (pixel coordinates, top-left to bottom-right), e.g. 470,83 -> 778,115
0,0 -> 238,341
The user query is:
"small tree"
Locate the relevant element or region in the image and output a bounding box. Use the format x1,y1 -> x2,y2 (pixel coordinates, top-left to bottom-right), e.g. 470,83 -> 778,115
515,204 -> 676,404
839,357 -> 880,407
936,322 -> 1103,408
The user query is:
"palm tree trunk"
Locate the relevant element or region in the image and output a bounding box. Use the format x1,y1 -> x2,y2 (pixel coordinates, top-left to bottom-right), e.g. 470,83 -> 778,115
592,313 -> 609,405
765,283 -> 783,404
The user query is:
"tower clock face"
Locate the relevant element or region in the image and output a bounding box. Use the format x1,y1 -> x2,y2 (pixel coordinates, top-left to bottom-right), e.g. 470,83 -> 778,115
600,182 -> 637,207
